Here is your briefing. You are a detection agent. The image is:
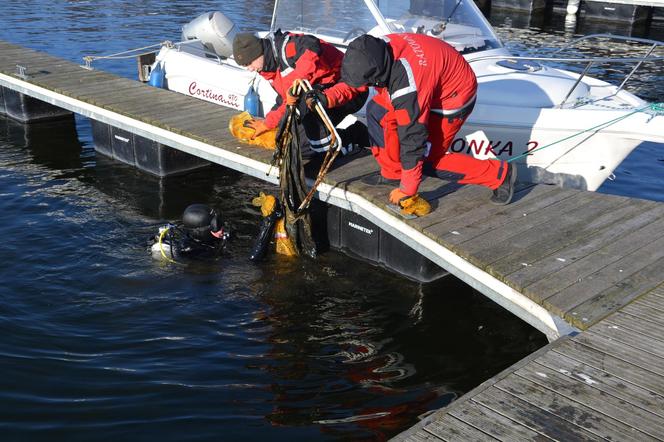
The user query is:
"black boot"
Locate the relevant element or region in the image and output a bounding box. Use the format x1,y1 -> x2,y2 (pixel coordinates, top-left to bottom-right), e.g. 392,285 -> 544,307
360,171 -> 399,185
490,163 -> 517,205
337,120 -> 371,157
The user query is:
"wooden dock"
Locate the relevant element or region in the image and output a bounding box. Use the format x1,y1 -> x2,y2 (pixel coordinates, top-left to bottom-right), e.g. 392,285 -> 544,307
2,40 -> 664,341
393,283 -> 664,441
2,41 -> 664,438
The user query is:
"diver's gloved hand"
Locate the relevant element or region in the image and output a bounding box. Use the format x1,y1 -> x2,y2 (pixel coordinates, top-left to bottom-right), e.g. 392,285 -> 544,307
251,192 -> 277,217
243,118 -> 270,139
285,87 -> 301,106
304,89 -> 328,111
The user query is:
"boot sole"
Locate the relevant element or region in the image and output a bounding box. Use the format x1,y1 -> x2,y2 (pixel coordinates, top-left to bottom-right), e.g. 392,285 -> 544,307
490,164 -> 517,206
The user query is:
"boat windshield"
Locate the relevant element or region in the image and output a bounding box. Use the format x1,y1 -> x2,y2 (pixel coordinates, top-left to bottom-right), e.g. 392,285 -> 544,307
271,0 -> 502,53
271,0 -> 382,44
377,0 -> 502,52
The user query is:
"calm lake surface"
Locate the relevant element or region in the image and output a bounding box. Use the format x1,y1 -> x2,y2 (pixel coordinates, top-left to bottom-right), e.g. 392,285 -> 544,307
0,2 -> 662,441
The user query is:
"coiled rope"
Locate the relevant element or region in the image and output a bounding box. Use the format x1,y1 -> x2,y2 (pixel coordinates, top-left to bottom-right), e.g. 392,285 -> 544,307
507,102 -> 664,163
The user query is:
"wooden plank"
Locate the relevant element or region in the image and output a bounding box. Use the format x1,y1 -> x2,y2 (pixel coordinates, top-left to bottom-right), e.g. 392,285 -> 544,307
413,183 -> 501,231
494,372 -> 653,441
491,198 -> 651,277
49,79 -> 140,105
155,108 -> 232,134
111,99 -> 209,127
447,399 -> 552,441
571,331 -> 664,377
604,308 -> 664,342
426,185 -> 568,246
25,66 -> 94,92
649,285 -> 664,298
72,79 -> 147,101
325,155 -> 380,189
0,51 -> 77,75
41,70 -> 131,94
473,386 -> 604,441
35,68 -> 119,90
104,86 -> 199,110
534,351 -> 664,418
395,429 -> 443,441
587,320 -> 664,359
620,293 -> 664,327
93,86 -> 178,108
546,236 -> 664,319
554,339 -> 664,396
425,415 -> 498,441
404,336 -> 573,442
525,216 -> 664,304
178,113 -> 246,138
569,256 -> 664,326
460,192 -> 607,267
0,41 -> 26,52
0,48 -> 55,69
196,125 -> 243,144
411,184 -> 493,231
632,295 -> 664,314
36,70 -> 121,92
507,204 -> 664,290
515,363 -> 664,439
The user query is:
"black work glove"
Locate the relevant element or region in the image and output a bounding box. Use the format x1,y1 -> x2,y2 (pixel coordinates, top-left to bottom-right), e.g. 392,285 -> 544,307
304,89 -> 328,111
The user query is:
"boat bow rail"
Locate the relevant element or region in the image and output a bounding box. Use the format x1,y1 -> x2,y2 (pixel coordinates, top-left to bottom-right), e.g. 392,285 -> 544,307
469,33 -> 664,109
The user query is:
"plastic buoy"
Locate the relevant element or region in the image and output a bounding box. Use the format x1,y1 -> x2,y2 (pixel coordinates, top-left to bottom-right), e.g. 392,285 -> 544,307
148,62 -> 165,88
244,84 -> 262,117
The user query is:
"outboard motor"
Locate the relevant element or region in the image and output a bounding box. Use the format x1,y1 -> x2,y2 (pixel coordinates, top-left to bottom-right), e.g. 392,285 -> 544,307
150,204 -> 229,262
181,11 -> 240,58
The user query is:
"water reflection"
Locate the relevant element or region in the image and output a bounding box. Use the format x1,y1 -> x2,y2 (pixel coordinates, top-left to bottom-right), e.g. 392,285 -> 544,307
0,1 -> 661,440
243,261 -> 544,439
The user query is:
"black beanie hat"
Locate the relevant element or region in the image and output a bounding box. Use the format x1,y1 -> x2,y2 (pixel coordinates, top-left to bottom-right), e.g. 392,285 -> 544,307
233,33 -> 263,66
341,35 -> 392,88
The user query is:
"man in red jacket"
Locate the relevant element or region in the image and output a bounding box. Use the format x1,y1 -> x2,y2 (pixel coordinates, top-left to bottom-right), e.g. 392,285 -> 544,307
233,31 -> 369,157
341,34 -> 517,210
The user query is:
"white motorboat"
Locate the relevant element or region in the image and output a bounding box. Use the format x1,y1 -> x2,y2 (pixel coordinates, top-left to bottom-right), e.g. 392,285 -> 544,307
149,0 -> 664,191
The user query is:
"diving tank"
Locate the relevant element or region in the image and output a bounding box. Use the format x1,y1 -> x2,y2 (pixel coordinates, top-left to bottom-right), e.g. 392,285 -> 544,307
181,11 -> 240,58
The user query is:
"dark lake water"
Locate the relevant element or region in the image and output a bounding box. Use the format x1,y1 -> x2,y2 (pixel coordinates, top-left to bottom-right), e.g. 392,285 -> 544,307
0,2 -> 662,441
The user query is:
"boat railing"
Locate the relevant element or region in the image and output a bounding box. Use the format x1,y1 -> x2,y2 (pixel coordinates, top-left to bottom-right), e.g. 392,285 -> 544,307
551,34 -> 664,102
468,47 -> 664,108
174,40 -> 225,65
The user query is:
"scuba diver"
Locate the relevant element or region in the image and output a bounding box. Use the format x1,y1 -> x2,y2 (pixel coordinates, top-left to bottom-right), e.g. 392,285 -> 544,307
150,203 -> 229,262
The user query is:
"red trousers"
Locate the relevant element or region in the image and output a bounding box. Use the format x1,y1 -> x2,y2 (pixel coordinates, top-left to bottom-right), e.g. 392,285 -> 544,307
369,100 -> 507,191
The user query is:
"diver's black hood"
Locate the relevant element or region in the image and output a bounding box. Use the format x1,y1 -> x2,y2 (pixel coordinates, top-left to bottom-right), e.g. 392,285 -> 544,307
341,35 -> 393,88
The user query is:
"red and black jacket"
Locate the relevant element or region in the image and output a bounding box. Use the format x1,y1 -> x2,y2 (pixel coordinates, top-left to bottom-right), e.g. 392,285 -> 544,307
342,33 -> 477,195
259,30 -> 366,129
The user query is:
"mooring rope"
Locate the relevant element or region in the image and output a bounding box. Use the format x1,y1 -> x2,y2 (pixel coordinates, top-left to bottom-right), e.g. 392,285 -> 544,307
82,41 -> 173,68
507,102 -> 664,163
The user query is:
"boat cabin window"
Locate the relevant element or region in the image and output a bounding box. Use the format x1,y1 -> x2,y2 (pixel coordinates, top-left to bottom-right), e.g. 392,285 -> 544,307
271,0 -> 502,54
376,0 -> 502,53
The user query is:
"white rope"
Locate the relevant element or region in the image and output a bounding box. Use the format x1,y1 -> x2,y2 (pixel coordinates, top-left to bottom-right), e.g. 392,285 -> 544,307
82,41 -> 174,68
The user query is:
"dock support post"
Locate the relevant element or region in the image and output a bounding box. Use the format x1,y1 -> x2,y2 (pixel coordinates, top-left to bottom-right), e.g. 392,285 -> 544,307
90,119 -> 211,177
1,85 -> 72,123
566,0 -> 581,15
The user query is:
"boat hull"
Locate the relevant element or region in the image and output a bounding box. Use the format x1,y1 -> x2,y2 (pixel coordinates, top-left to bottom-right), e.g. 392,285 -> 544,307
155,45 -> 662,191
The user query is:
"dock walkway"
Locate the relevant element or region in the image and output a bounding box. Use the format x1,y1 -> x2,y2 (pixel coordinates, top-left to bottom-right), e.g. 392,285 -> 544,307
1,40 -> 663,341
393,283 -> 664,441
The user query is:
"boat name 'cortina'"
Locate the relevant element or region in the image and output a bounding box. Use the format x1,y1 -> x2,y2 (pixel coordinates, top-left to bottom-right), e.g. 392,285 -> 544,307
348,222 -> 374,235
449,139 -> 539,157
188,82 -> 240,108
